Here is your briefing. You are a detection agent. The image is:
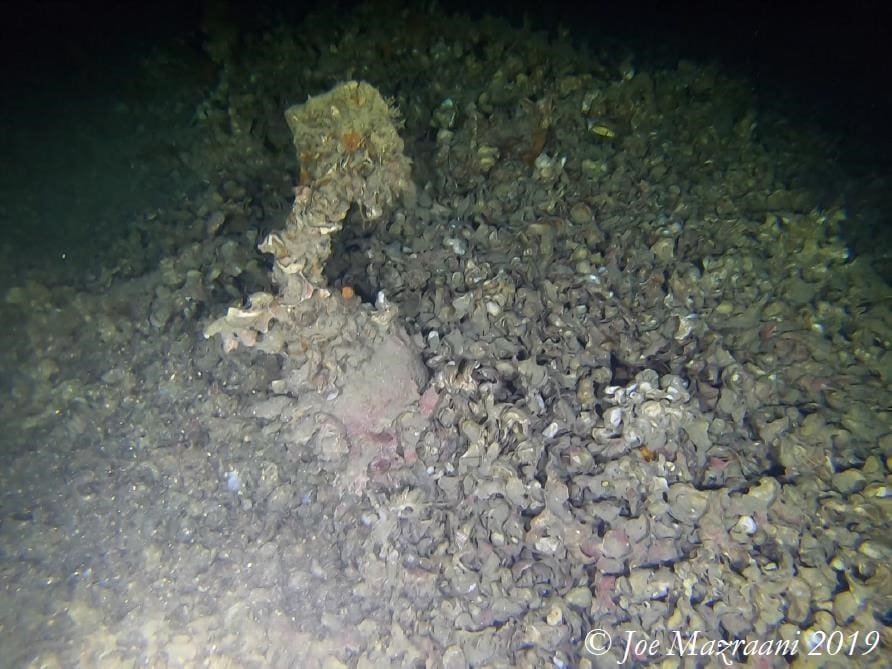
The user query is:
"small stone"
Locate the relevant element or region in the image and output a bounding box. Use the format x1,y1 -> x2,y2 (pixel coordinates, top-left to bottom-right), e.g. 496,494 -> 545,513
798,567 -> 834,603
535,536 -> 562,555
206,210 -> 226,236
575,259 -> 592,274
603,406 -> 623,431
833,591 -> 860,624
684,419 -> 711,450
785,577 -> 812,624
577,376 -> 595,407
546,605 -> 563,626
565,586 -> 593,609
733,515 -> 757,535
569,202 -> 592,225
862,483 -> 890,498
832,469 -> 866,495
442,645 -> 467,669
861,455 -> 882,476
651,238 -> 675,262
741,477 -> 780,510
667,484 -> 710,523
858,540 -> 888,560
165,635 -> 198,664
601,528 -> 631,559
452,292 -> 473,318
542,421 -> 560,439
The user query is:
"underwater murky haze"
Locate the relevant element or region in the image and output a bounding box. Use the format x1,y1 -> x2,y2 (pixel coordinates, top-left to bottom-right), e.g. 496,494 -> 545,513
0,1 -> 890,667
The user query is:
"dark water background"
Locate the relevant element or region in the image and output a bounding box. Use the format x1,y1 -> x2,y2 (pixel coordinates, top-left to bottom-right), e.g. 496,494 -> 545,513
1,0 -> 889,281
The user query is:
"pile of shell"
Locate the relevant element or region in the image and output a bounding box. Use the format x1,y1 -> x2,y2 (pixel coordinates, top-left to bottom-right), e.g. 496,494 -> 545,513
1,3 -> 889,668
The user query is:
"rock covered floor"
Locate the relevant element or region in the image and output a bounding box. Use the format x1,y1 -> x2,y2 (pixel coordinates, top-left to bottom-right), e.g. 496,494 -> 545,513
1,4 -> 891,668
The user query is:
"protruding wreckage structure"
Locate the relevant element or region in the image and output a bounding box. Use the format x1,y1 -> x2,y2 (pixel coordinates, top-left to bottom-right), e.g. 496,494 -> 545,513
206,81 -> 429,493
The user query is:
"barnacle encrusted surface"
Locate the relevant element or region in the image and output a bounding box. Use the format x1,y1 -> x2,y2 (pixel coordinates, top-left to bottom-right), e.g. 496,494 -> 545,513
205,81 -> 421,400
287,81 -> 415,209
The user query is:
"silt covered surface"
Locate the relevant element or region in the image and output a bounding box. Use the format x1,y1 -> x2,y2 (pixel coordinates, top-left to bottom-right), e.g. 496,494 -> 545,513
0,2 -> 891,667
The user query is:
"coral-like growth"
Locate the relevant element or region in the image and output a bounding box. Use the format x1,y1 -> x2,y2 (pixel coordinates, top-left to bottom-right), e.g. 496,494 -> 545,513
205,81 -> 421,396
204,82 -> 427,494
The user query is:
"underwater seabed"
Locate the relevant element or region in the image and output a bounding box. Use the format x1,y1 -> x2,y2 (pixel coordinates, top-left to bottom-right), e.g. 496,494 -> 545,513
1,4 -> 890,668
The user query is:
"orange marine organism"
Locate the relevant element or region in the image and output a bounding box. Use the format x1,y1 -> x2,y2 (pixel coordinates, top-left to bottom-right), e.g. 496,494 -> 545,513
340,129 -> 364,153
